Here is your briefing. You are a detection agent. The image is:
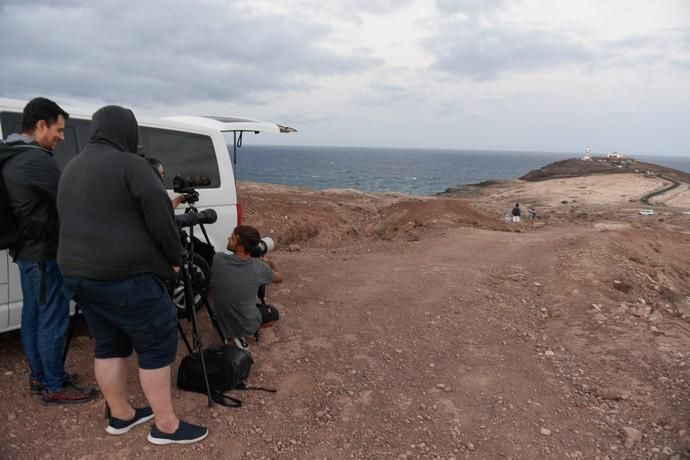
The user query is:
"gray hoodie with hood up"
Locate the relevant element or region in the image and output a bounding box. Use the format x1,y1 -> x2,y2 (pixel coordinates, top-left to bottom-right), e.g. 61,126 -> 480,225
57,105 -> 181,281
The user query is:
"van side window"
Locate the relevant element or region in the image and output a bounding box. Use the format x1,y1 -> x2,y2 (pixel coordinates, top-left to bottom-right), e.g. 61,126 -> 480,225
52,128 -> 79,170
139,127 -> 220,188
0,112 -> 21,141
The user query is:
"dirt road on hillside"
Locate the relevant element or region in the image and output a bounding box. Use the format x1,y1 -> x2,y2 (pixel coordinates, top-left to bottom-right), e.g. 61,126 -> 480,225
0,181 -> 689,459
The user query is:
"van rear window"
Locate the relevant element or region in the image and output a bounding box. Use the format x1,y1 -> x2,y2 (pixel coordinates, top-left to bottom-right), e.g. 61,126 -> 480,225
140,127 -> 220,188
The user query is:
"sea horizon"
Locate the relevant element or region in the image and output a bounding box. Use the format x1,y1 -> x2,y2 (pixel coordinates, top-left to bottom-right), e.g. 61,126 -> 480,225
232,145 -> 690,196
247,143 -> 690,159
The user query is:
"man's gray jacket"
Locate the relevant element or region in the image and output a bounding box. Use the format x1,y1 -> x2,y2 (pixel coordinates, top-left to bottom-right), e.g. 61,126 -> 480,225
57,106 -> 181,281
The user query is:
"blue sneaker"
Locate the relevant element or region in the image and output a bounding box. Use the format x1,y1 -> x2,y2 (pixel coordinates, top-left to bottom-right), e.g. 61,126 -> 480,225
147,420 -> 208,445
106,407 -> 155,435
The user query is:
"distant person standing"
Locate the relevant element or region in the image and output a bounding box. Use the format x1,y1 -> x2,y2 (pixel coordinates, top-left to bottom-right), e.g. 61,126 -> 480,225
528,207 -> 537,227
511,203 -> 521,223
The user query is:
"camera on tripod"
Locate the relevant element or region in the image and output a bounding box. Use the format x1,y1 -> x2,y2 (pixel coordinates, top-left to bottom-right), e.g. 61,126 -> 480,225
170,175 -> 219,320
172,175 -> 218,228
168,175 -> 225,407
173,174 -> 211,205
175,208 -> 217,228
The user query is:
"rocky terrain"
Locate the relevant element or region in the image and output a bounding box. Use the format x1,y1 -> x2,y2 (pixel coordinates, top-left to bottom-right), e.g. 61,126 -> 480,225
0,158 -> 689,459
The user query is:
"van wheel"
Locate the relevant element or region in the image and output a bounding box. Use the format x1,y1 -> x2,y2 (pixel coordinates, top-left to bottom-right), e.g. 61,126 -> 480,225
173,254 -> 211,318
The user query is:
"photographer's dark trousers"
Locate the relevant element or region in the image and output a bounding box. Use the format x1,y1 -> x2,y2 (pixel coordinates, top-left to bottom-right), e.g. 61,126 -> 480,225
257,303 -> 279,329
62,274 -> 177,370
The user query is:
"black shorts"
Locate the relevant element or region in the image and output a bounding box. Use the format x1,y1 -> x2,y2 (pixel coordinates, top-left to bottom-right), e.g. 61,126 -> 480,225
257,303 -> 279,326
62,274 -> 178,370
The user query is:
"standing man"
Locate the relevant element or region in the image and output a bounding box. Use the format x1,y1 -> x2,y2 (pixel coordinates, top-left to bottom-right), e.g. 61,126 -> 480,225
512,203 -> 521,223
212,225 -> 283,348
57,105 -> 207,445
0,97 -> 96,404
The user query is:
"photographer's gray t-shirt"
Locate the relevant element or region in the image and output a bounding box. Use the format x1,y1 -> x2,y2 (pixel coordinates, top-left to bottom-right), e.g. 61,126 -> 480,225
212,253 -> 274,339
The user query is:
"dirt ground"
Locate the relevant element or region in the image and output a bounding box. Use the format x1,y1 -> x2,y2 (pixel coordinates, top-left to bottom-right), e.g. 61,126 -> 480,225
1,170 -> 689,459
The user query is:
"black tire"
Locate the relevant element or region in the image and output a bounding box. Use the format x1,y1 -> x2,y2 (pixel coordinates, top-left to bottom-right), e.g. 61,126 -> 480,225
174,253 -> 211,318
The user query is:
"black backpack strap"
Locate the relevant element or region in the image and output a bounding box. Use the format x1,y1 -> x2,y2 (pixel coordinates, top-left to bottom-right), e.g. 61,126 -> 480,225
213,391 -> 242,408
236,382 -> 277,393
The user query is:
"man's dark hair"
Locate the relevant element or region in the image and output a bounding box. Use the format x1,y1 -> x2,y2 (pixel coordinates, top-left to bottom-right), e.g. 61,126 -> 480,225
21,97 -> 69,132
233,225 -> 261,253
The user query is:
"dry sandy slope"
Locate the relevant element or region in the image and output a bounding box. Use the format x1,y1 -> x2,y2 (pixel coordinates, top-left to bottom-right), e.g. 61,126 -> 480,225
0,177 -> 689,460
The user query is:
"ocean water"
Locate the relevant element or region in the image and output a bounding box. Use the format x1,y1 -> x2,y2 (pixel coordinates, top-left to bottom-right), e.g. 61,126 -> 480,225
232,145 -> 690,196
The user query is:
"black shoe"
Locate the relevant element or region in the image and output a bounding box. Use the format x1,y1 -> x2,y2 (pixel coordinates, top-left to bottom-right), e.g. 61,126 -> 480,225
41,382 -> 98,405
30,373 -> 81,396
107,406 -> 154,435
147,420 -> 208,445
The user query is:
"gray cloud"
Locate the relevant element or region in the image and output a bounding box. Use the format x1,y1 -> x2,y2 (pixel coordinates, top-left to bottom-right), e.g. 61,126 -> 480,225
435,0 -> 510,16
352,81 -> 425,107
429,26 -> 594,80
427,14 -> 690,81
0,1 -> 380,105
326,0 -> 416,15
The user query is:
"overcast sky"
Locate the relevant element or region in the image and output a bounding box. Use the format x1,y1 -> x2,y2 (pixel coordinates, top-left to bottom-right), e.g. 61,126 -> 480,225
1,0 -> 689,156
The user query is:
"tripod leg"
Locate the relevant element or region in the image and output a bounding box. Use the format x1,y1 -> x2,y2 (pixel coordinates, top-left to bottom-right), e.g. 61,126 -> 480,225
183,262 -> 214,407
62,303 -> 81,365
177,321 -> 193,354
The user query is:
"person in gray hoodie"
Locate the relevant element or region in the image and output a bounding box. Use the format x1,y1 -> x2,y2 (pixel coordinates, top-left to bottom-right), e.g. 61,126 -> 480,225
58,105 -> 207,445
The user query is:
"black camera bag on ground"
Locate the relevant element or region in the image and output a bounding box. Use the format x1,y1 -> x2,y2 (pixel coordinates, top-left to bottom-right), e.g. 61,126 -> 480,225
177,343 -> 275,407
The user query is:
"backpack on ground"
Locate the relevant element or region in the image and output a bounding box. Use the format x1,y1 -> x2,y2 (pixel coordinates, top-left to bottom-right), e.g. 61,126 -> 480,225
177,343 -> 275,407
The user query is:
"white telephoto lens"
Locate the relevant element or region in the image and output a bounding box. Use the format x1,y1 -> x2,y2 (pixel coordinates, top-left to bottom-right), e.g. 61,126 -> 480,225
261,236 -> 275,253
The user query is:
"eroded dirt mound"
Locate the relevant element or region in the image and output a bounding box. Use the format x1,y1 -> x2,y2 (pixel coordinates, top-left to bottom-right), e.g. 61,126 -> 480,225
372,198 -> 512,240
238,182 -> 511,247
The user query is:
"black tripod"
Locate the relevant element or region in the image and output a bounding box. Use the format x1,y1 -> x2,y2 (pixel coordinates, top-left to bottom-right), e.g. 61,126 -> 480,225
62,303 -> 83,365
174,200 -> 227,407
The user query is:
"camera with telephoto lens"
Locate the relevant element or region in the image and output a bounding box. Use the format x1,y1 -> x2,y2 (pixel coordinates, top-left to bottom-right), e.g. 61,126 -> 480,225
250,236 -> 275,258
173,175 -> 211,205
173,175 -> 211,194
175,208 -> 217,228
172,174 -> 217,228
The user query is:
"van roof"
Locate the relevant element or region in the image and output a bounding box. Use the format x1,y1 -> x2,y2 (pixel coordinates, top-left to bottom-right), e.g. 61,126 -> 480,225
163,116 -> 297,134
0,98 -> 296,134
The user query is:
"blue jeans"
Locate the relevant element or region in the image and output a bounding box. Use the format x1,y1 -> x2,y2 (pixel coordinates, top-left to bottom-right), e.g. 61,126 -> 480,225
17,259 -> 70,393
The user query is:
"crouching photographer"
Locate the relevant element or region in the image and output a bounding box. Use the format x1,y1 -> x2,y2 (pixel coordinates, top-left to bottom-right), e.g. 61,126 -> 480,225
213,226 -> 283,349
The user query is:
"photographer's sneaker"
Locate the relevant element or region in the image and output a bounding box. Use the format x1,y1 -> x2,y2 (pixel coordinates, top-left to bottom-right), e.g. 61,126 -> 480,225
41,382 -> 98,405
30,373 -> 81,395
233,337 -> 250,351
147,420 -> 208,445
106,407 -> 155,435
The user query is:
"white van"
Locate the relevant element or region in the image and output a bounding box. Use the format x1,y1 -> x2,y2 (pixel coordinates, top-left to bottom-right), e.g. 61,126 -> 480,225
0,97 -> 295,333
